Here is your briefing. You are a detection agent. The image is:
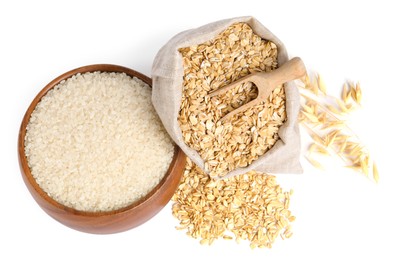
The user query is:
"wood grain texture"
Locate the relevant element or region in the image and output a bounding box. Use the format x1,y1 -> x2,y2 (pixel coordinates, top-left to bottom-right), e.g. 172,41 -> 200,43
18,64 -> 187,234
208,57 -> 306,122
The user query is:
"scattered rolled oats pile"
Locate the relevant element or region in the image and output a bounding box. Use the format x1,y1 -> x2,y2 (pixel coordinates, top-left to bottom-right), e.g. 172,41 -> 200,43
178,23 -> 286,178
172,158 -> 295,249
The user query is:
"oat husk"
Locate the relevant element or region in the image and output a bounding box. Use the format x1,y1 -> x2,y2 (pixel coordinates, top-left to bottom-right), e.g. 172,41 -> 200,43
298,74 -> 378,182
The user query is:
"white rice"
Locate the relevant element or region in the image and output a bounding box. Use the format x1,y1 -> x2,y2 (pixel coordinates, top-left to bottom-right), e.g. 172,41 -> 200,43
24,72 -> 174,212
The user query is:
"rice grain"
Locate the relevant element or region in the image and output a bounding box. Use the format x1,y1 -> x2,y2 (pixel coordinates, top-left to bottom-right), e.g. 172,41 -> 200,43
25,72 -> 174,212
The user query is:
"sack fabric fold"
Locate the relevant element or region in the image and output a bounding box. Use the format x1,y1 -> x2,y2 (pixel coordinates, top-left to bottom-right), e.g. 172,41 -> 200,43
152,16 -> 302,178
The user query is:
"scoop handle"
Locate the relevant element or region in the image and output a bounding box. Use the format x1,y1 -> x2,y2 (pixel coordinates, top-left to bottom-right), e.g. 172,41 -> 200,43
263,57 -> 307,89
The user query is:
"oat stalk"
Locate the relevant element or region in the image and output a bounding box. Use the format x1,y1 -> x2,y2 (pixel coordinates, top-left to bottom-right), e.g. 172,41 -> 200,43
297,73 -> 378,182
299,91 -> 361,141
301,123 -> 351,166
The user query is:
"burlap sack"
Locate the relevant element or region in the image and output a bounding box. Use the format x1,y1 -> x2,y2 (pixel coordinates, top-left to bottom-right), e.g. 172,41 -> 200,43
152,16 -> 302,178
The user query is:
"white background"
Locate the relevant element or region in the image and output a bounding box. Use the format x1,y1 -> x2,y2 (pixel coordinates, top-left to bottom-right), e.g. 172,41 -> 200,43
1,0 -> 392,259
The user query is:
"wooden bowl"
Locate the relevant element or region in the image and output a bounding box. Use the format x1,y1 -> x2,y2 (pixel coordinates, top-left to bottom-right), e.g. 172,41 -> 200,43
18,64 -> 186,234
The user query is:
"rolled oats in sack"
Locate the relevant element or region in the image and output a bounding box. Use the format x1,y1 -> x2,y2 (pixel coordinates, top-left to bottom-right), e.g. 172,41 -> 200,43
152,16 -> 302,178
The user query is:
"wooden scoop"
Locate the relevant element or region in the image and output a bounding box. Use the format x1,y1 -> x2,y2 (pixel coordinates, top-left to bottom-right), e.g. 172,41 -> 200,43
207,57 -> 307,122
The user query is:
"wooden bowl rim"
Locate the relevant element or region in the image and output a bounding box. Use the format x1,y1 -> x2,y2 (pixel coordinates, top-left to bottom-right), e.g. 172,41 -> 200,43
18,64 -> 182,217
